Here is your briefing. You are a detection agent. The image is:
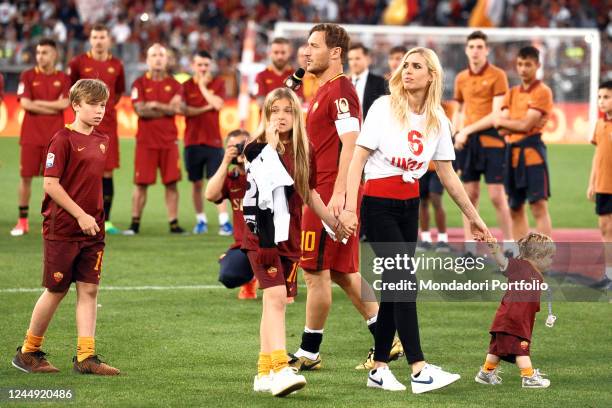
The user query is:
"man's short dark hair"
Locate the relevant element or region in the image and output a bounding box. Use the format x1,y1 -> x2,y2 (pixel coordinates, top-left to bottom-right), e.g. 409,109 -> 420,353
599,80 -> 612,90
349,42 -> 369,55
91,23 -> 109,34
467,30 -> 488,44
389,45 -> 408,56
194,50 -> 212,60
309,23 -> 350,63
37,38 -> 57,49
518,46 -> 540,63
271,37 -> 290,46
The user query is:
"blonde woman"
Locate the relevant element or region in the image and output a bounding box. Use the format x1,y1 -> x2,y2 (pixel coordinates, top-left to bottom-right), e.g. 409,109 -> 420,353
339,48 -> 492,393
242,87 -> 351,397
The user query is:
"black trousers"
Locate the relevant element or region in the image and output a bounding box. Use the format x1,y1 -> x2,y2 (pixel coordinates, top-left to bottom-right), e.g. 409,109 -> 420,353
363,195 -> 425,365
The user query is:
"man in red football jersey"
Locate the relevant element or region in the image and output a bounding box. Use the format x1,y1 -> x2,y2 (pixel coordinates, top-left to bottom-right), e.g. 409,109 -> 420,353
182,50 -> 232,235
11,38 -> 70,237
123,44 -> 184,235
254,37 -> 303,105
289,24 -> 401,371
68,23 -> 125,234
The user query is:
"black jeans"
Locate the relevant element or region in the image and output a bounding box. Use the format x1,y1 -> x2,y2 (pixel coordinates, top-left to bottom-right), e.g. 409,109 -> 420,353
363,195 -> 425,365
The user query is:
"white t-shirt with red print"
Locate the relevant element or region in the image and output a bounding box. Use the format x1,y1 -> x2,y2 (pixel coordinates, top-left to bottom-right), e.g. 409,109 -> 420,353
357,96 -> 455,184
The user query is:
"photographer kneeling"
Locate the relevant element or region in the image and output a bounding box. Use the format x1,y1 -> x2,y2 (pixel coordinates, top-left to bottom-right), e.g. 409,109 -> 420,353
205,129 -> 256,299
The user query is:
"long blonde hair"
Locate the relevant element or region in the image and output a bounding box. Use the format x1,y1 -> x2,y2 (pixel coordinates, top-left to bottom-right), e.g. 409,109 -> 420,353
253,88 -> 311,203
388,47 -> 445,136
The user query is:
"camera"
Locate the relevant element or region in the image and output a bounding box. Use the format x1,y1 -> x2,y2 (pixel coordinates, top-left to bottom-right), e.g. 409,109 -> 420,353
231,142 -> 245,165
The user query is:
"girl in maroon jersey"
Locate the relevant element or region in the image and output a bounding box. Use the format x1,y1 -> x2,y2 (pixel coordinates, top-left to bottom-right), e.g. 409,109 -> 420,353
243,87 -> 352,397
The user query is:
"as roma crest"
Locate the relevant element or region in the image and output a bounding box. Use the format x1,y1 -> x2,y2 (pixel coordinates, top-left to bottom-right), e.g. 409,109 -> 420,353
267,267 -> 278,278
108,66 -> 116,74
100,144 -> 106,154
53,272 -> 63,282
164,85 -> 172,92
53,80 -> 61,87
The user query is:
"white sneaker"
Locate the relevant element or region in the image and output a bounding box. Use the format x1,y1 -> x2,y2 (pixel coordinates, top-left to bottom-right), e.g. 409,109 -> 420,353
411,363 -> 461,394
253,371 -> 273,393
367,366 -> 406,391
270,367 -> 306,397
521,369 -> 550,388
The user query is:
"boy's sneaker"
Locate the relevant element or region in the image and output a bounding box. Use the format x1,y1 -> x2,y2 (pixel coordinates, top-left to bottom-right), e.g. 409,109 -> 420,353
10,219 -> 29,236
104,221 -> 121,235
288,353 -> 321,371
411,363 -> 461,394
521,369 -> 550,388
367,366 -> 406,391
193,220 -> 208,234
238,278 -> 257,300
73,355 -> 120,376
253,371 -> 273,393
475,367 -> 503,385
270,367 -> 306,397
219,221 -> 233,236
122,229 -> 137,236
12,346 -> 59,373
434,241 -> 452,253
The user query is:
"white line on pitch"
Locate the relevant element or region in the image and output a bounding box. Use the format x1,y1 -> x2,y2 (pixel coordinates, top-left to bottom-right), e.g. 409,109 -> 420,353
0,285 -> 225,293
0,284 -> 319,293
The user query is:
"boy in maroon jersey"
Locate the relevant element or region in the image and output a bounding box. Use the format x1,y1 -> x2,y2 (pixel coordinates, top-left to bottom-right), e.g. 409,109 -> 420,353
205,129 -> 256,299
11,38 -> 70,237
68,23 -> 125,234
123,43 -> 185,235
12,79 -> 120,375
182,50 -> 232,235
475,232 -> 555,388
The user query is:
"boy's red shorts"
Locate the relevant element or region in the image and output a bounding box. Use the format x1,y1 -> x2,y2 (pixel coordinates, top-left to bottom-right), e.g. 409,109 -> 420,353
43,239 -> 105,292
488,331 -> 531,363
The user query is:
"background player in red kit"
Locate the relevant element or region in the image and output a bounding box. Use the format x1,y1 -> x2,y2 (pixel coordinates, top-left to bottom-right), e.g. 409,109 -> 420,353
205,129 -> 256,299
12,79 -> 120,376
182,50 -> 232,235
68,23 -> 125,234
11,38 -> 70,237
124,44 -> 184,235
254,37 -> 303,106
290,23 -> 401,371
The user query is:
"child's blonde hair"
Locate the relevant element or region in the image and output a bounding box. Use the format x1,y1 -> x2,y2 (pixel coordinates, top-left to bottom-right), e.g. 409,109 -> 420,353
69,79 -> 109,106
517,232 -> 556,263
253,87 -> 311,203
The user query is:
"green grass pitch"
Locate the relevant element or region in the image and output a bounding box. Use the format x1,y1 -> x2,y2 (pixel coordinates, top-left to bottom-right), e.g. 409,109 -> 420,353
0,138 -> 609,407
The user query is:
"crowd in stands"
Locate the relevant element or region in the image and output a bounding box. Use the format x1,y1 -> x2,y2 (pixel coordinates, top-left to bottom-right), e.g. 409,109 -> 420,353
0,0 -> 610,98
